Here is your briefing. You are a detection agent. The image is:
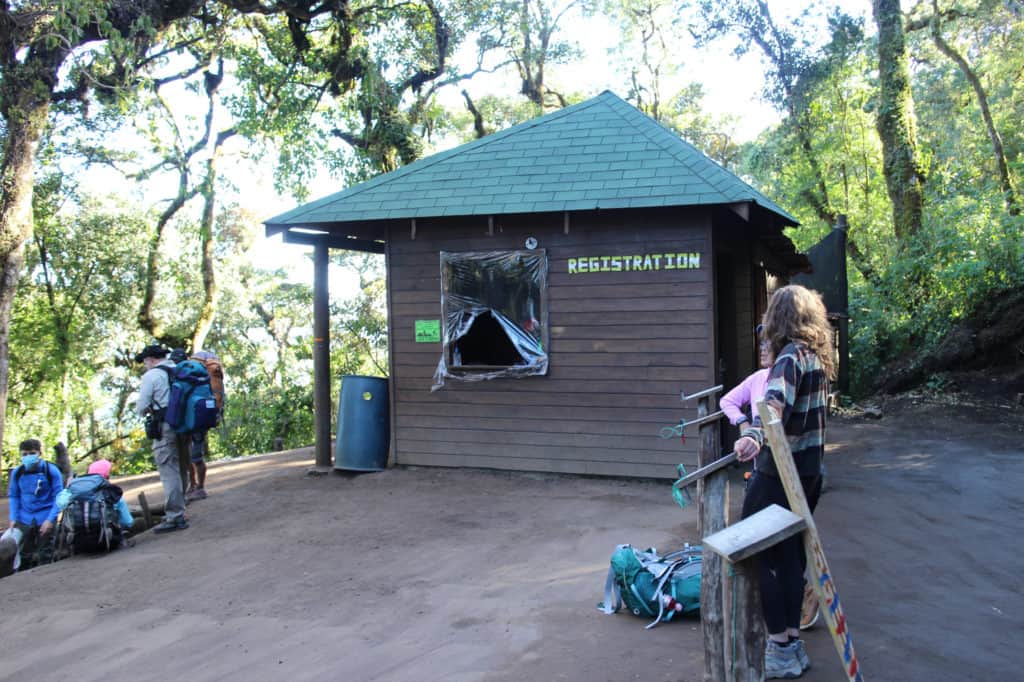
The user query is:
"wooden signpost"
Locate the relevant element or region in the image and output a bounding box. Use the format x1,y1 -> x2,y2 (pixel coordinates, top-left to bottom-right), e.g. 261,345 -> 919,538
755,399 -> 864,682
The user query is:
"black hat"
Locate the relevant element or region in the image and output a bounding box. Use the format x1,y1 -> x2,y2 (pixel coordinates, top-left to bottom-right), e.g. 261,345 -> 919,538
134,344 -> 169,363
169,348 -> 188,364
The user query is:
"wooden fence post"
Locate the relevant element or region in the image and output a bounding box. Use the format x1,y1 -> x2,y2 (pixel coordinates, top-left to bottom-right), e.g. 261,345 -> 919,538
697,394 -> 727,682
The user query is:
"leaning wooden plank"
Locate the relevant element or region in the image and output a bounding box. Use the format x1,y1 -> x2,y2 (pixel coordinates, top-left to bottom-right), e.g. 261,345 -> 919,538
673,451 -> 738,489
702,504 -> 806,564
755,399 -> 864,682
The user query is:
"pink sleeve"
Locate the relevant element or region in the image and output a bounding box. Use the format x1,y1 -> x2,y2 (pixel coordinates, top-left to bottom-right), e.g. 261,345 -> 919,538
720,377 -> 754,424
721,370 -> 770,424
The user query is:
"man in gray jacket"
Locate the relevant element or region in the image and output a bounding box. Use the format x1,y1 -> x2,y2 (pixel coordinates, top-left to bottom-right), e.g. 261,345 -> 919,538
135,344 -> 189,533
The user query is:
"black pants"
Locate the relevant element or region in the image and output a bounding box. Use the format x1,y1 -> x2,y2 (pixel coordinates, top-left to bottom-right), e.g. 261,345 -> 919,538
741,471 -> 822,634
13,520 -> 56,569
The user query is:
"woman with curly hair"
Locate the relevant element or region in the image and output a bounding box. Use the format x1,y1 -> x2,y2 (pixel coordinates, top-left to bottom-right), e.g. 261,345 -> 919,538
733,284 -> 835,679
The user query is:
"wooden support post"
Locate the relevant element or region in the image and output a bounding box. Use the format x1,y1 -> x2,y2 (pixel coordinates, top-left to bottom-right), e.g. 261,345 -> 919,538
756,400 -> 864,681
312,243 -> 332,470
137,492 -> 153,530
730,561 -> 765,682
838,315 -> 850,395
487,215 -> 494,236
704,505 -> 806,682
697,395 -> 727,682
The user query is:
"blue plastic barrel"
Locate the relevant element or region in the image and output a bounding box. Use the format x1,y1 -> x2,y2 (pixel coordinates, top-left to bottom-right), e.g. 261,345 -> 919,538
334,376 -> 390,471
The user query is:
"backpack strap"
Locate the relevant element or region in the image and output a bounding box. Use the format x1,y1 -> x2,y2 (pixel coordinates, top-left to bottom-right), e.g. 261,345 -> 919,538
12,462 -> 60,491
599,562 -> 621,615
45,462 -> 61,491
645,558 -> 684,629
152,365 -> 175,410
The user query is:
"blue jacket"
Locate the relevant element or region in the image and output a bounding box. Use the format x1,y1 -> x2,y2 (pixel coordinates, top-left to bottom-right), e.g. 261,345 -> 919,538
55,475 -> 134,529
8,462 -> 63,525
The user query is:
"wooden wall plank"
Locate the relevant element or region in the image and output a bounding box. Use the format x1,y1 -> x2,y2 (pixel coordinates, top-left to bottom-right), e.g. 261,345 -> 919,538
392,451 -> 693,479
395,438 -> 691,465
394,388 -> 692,409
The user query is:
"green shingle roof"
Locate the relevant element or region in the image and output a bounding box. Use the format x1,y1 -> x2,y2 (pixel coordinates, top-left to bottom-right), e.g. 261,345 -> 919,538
265,90 -> 797,228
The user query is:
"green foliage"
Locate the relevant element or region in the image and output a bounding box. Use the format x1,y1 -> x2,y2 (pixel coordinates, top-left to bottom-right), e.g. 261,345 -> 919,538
331,252 -> 388,379
847,203 -> 1023,394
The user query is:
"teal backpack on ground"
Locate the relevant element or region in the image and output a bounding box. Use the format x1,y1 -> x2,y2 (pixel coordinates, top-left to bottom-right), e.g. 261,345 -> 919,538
598,544 -> 702,629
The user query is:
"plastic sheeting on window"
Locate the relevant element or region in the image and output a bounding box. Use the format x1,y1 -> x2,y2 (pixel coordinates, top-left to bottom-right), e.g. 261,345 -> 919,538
431,250 -> 548,391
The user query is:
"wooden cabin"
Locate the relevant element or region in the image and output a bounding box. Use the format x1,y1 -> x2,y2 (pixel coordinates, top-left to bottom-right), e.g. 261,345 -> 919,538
265,91 -> 809,479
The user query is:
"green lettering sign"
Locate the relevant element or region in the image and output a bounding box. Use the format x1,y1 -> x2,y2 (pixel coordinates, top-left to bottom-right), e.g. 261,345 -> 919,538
567,252 -> 701,274
415,320 -> 441,343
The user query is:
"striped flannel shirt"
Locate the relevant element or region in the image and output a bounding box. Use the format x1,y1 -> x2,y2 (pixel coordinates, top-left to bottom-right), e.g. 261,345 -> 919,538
739,341 -> 828,478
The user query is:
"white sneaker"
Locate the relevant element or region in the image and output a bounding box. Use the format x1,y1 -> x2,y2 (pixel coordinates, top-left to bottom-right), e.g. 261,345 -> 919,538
792,639 -> 811,672
765,640 -> 802,679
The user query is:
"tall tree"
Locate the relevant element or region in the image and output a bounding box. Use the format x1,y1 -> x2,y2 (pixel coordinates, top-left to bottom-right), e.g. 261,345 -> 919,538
872,0 -> 927,240
9,183 -> 148,459
0,0 -> 206,463
690,1 -> 880,283
906,0 -> 1019,215
0,0 -> 489,456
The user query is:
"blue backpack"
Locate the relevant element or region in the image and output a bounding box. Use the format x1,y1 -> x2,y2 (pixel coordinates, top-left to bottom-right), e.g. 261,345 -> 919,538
158,360 -> 219,433
61,475 -> 124,553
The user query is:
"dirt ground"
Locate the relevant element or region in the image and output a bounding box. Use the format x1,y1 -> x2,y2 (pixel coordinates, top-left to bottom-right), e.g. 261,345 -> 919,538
2,394 -> 1022,682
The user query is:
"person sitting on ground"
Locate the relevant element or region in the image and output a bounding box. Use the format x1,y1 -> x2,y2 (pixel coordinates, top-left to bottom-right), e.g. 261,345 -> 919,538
55,459 -> 134,552
6,439 -> 63,569
734,285 -> 834,679
135,344 -> 189,534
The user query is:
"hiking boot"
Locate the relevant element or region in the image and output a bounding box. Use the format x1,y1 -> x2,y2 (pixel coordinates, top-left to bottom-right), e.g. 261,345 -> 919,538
792,639 -> 811,672
765,640 -> 802,679
185,487 -> 207,502
153,518 -> 189,534
800,583 -> 820,630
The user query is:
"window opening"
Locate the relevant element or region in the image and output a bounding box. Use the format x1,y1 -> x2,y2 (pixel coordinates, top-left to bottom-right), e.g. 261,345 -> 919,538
432,250 -> 548,390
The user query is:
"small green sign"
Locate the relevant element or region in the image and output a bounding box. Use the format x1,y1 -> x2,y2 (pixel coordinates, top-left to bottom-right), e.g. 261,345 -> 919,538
415,319 -> 441,343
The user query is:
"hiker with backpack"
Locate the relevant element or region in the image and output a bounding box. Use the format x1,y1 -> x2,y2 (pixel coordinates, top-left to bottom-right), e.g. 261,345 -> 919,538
55,459 -> 134,553
6,439 -> 63,569
134,344 -> 189,534
184,349 -> 224,502
169,348 -> 193,495
733,285 -> 833,679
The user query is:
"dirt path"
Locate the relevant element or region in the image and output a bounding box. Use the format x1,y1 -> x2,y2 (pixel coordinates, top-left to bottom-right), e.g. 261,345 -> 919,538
1,399 -> 1022,681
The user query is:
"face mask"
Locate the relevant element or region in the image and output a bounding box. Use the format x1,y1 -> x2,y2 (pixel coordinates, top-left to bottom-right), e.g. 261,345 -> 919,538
21,454 -> 41,470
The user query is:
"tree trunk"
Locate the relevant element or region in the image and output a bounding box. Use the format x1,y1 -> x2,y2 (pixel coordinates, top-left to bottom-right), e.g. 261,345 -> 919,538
138,169 -> 195,342
929,5 -> 1018,215
191,130 -> 234,351
873,0 -> 927,240
0,84 -> 53,462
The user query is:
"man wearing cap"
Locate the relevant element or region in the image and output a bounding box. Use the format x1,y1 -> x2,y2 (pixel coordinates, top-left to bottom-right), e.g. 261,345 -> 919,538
135,344 -> 189,533
6,438 -> 63,568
